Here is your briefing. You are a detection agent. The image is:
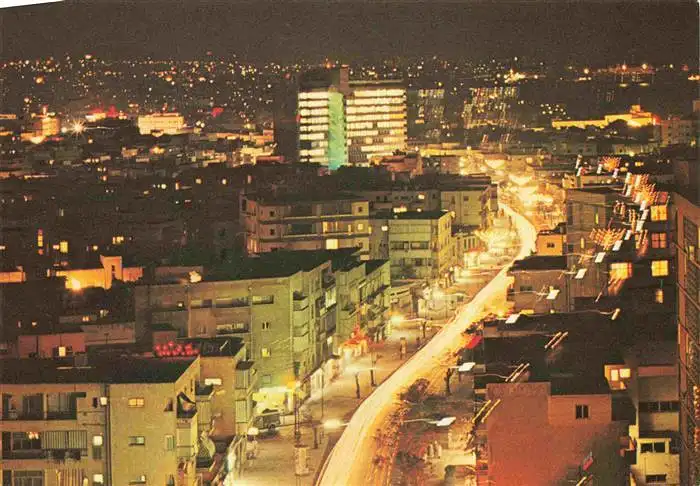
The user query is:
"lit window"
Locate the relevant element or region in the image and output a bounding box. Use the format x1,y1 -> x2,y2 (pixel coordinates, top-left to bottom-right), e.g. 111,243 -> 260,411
619,368 -> 631,379
651,260 -> 669,277
609,262 -> 632,280
357,223 -> 364,231
650,205 -> 667,222
381,225 -> 389,232
128,436 -> 146,446
204,378 -> 222,386
261,347 -> 271,358
610,369 -> 619,381
59,240 -> 69,254
129,475 -> 147,485
655,288 -> 664,303
128,397 -> 145,408
93,474 -> 104,484
580,238 -> 585,250
93,435 -> 104,447
651,233 -> 667,249
325,238 -> 339,250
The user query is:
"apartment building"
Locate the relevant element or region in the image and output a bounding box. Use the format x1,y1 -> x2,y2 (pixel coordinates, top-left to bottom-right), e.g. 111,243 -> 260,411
674,191 -> 700,484
335,258 -> 391,345
624,342 -> 680,485
564,182 -> 675,315
0,358 -> 202,486
385,210 -> 455,283
241,192 -> 370,258
507,255 -> 569,314
536,222 -> 566,256
135,251 -> 342,412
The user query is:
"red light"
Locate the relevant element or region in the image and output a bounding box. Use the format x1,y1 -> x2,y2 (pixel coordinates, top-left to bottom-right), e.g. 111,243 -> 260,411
168,341 -> 175,348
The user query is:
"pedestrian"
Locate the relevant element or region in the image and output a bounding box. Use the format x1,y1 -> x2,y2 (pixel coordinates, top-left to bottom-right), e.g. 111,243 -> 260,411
416,336 -> 421,349
399,337 -> 407,359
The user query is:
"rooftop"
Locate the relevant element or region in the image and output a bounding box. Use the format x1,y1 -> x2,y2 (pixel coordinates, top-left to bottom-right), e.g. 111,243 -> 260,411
391,210 -> 450,220
0,357 -> 195,385
245,191 -> 365,204
204,248 -> 358,281
509,255 -> 567,271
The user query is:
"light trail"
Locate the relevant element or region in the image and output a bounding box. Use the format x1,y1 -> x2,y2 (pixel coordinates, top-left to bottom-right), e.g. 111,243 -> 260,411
317,205 -> 536,486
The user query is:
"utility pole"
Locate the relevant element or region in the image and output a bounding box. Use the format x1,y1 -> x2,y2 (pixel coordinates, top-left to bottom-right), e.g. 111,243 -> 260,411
355,372 -> 361,399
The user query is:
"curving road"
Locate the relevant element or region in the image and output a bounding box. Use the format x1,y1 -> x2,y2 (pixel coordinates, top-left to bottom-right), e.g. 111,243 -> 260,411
317,204 -> 537,486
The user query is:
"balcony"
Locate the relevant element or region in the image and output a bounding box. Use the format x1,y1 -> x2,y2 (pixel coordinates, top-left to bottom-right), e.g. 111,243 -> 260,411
293,293 -> 309,311
2,449 -> 47,460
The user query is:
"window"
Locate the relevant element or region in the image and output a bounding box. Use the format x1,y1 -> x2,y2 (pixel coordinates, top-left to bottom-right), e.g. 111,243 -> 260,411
165,434 -> 175,451
609,262 -> 632,280
12,471 -> 43,486
325,238 -> 339,250
357,223 -> 364,231
128,436 -> 145,446
546,242 -> 556,248
261,322 -> 271,331
653,442 -> 666,453
269,229 -> 275,236
619,368 -> 631,379
269,210 -> 275,217
261,348 -> 271,358
650,205 -> 667,221
128,398 -> 144,408
655,288 -> 664,304
575,404 -> 589,419
92,434 -> 103,459
252,295 -> 274,305
93,474 -> 104,485
594,211 -> 600,225
651,260 -> 669,277
640,443 -> 653,453
204,378 -> 222,386
262,374 -> 272,385
645,474 -> 667,483
651,233 -> 667,249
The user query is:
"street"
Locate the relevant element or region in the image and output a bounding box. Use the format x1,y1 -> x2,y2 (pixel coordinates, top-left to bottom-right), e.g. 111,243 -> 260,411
317,204 -> 537,486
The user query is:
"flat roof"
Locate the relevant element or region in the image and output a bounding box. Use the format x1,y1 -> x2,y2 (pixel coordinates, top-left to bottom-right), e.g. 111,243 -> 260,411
392,210 -> 450,220
510,255 -> 567,271
245,191 -> 365,204
0,358 -> 195,385
205,248 -> 358,281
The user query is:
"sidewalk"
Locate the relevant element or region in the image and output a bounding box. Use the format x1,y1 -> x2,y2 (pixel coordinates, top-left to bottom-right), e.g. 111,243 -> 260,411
241,258 -> 502,485
241,324 -> 437,486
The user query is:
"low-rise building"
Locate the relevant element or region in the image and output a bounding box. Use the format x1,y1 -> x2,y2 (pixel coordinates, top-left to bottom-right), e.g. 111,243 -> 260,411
536,222 -> 566,256
135,251 -> 339,411
508,255 -> 569,314
0,357 -> 203,486
385,210 -> 455,283
241,192 -> 370,258
137,113 -> 185,136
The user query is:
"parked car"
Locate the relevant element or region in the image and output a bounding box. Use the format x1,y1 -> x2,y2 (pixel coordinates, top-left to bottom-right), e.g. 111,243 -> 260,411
254,408 -> 282,434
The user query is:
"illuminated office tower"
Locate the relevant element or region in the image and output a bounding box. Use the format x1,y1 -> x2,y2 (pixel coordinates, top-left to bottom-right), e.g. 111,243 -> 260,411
346,81 -> 407,166
298,67 -> 349,170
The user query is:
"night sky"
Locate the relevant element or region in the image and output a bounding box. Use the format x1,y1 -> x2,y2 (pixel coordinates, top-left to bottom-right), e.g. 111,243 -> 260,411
1,0 -> 698,65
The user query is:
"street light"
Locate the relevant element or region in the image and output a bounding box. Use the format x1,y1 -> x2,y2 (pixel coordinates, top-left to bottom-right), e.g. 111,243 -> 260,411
445,361 -> 477,395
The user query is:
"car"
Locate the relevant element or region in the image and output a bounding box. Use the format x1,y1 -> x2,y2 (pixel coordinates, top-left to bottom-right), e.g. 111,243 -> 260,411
254,408 -> 282,434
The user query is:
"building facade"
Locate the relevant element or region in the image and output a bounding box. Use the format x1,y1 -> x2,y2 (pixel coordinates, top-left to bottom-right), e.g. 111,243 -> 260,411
241,193 -> 370,258
0,358 -> 202,486
346,81 -> 407,166
675,192 -> 700,484
137,113 -> 185,136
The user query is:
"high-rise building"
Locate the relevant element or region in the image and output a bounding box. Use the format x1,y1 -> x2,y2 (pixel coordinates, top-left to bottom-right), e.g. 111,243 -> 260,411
346,80 -> 407,166
297,67 -> 349,170
407,88 -> 445,142
675,185 -> 700,484
297,67 -> 407,169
